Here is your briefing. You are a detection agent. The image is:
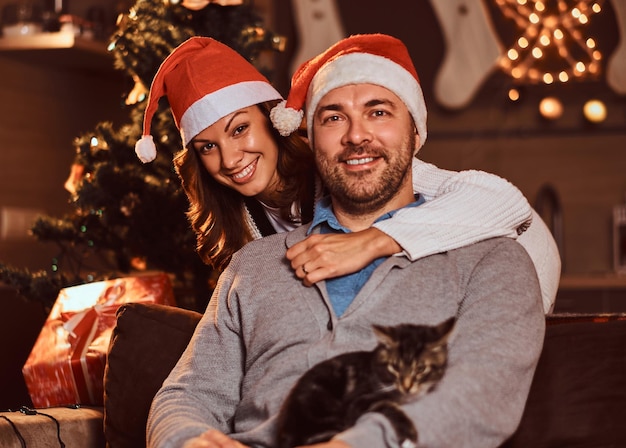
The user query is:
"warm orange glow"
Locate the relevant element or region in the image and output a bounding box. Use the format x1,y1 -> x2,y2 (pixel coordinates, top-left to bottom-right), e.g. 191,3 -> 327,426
495,0 -> 604,84
583,99 -> 607,122
539,97 -> 563,119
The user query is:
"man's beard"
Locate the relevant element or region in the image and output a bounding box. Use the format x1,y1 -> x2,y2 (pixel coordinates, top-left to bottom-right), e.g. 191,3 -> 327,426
315,132 -> 415,216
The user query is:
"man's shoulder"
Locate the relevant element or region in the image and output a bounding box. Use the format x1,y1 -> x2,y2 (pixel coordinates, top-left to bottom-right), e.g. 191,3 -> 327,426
450,237 -> 532,264
233,226 -> 308,259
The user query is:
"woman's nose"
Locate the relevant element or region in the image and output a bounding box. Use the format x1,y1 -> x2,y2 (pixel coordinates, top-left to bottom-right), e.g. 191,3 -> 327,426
220,144 -> 244,170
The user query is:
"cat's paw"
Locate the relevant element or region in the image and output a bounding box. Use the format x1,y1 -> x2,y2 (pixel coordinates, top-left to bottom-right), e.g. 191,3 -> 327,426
400,439 -> 416,448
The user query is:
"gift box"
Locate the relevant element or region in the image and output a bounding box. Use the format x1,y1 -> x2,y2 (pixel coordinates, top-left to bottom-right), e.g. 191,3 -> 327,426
22,272 -> 176,408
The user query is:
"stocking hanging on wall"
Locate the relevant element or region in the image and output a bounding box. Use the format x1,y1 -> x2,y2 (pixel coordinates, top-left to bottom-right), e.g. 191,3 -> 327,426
430,0 -> 503,110
289,0 -> 345,76
607,0 -> 626,95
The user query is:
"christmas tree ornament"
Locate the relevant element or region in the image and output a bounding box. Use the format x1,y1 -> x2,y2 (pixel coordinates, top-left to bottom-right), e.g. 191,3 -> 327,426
125,75 -> 149,106
288,0 -> 345,76
430,0 -> 503,109
64,163 -> 85,195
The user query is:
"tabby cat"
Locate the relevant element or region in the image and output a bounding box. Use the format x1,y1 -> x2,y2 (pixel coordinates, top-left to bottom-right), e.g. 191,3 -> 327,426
275,317 -> 456,448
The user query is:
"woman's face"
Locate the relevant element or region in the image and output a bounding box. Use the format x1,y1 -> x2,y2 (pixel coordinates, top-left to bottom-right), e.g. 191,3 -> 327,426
189,106 -> 280,200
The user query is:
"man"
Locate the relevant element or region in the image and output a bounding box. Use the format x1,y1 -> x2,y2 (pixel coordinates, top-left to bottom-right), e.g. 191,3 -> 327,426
147,34 -> 545,448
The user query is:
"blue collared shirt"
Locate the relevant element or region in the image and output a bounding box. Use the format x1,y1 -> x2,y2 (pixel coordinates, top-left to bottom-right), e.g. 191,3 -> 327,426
307,194 -> 425,317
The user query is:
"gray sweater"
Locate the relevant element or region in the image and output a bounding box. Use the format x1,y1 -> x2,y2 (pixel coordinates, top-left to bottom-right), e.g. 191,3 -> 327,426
147,226 -> 545,448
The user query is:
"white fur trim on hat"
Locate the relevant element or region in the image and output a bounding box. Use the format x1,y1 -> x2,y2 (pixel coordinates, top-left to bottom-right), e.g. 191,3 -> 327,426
180,80 -> 282,146
306,52 -> 427,150
269,100 -> 304,137
135,135 -> 157,163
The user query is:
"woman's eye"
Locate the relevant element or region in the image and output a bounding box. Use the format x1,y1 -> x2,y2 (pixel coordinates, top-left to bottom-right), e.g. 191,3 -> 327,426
233,124 -> 248,136
197,142 -> 216,155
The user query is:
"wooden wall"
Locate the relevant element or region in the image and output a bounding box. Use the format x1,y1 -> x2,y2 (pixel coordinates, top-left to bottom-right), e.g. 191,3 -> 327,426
0,0 -> 127,270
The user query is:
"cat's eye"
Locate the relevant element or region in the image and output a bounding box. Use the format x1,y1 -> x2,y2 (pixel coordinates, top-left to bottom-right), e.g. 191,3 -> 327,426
414,363 -> 427,374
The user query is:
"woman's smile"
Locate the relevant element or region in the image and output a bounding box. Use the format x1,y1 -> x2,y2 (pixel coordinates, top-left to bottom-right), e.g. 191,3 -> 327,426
230,158 -> 258,183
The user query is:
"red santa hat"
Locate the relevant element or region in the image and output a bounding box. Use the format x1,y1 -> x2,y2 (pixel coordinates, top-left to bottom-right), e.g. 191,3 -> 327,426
270,33 -> 427,150
135,36 -> 283,163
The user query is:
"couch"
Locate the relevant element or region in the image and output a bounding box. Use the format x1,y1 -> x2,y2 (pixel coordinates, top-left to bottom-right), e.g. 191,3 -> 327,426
103,303 -> 626,448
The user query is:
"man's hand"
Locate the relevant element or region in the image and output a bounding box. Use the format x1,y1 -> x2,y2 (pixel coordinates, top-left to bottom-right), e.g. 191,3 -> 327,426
182,429 -> 249,448
286,227 -> 401,286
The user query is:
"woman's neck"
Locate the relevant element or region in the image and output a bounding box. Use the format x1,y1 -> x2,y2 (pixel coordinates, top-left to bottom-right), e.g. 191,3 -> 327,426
255,173 -> 287,208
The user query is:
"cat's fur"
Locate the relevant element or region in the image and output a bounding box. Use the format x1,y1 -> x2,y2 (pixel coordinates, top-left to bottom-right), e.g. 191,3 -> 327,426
275,317 -> 455,448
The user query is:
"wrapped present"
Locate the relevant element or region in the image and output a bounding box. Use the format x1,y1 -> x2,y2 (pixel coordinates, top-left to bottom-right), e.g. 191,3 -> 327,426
22,272 -> 176,408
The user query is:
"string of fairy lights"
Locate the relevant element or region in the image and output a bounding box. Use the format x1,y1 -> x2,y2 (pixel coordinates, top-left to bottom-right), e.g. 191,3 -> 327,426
495,0 -> 609,122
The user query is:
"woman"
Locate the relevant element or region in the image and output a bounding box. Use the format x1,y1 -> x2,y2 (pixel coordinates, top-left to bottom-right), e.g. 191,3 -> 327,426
136,36 -> 559,312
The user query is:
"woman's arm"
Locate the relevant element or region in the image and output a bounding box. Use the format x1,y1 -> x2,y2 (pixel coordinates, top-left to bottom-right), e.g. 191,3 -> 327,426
287,159 -> 560,312
374,158 -> 532,260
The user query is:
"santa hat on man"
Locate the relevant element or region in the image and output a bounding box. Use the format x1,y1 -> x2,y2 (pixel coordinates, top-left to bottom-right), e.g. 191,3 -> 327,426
135,36 -> 283,163
270,33 -> 428,150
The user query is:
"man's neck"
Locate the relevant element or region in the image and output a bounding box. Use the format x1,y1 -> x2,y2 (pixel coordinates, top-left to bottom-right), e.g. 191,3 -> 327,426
331,188 -> 416,232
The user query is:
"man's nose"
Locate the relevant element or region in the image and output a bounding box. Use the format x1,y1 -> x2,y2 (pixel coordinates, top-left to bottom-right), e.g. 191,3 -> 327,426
341,117 -> 372,146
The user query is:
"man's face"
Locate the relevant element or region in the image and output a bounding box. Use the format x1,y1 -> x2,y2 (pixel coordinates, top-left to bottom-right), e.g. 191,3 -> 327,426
312,83 -> 419,217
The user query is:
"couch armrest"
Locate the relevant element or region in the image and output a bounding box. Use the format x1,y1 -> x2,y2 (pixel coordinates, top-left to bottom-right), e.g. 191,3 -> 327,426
103,303 -> 201,448
501,313 -> 626,447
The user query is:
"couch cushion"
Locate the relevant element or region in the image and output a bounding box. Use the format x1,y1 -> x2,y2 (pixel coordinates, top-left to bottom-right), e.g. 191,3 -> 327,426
103,303 -> 201,448
501,313 -> 626,448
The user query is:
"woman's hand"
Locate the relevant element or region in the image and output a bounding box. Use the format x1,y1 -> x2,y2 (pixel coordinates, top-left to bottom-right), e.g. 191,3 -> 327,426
182,429 -> 249,448
286,227 -> 401,285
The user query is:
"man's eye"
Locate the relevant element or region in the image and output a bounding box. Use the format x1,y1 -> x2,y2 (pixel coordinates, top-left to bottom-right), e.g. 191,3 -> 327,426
322,115 -> 340,124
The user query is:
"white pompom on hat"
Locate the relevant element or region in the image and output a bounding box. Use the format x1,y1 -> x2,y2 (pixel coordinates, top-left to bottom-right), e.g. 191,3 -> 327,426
136,36 -> 283,163
270,33 -> 427,151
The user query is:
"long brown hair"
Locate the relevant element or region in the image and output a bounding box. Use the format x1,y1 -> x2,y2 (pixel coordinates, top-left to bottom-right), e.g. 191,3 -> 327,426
174,100 -> 314,271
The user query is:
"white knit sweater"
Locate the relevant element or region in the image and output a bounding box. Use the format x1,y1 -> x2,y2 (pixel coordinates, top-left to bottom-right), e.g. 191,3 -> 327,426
245,158 -> 561,313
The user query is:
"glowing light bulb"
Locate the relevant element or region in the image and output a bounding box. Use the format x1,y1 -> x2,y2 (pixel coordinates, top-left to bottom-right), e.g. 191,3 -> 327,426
508,88 -> 520,101
539,97 -> 563,120
583,99 -> 607,123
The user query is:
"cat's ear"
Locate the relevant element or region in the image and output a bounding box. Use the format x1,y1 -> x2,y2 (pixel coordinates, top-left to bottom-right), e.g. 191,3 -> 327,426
372,324 -> 397,348
433,317 -> 456,345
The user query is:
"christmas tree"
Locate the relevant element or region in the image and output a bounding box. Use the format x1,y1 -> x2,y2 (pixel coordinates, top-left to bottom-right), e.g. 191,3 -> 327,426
0,0 -> 285,312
